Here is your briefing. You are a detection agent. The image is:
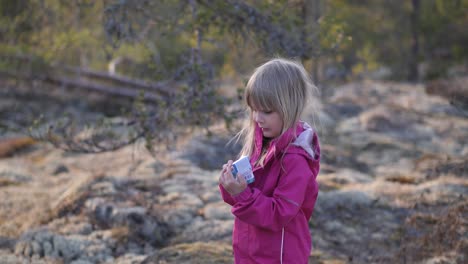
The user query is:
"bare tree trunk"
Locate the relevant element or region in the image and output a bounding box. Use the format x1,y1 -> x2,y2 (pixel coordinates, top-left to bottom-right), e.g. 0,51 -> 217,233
308,0 -> 322,84
408,0 -> 420,82
190,0 -> 202,65
300,0 -> 309,58
108,57 -> 124,75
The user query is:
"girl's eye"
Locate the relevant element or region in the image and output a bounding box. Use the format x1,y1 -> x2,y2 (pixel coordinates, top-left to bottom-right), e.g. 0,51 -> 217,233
251,108 -> 272,114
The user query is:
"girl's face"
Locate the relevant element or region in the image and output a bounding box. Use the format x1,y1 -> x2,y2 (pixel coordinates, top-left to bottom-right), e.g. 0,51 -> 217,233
252,109 -> 283,139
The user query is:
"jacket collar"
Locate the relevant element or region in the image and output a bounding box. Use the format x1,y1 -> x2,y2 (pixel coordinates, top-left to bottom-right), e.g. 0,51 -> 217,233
251,122 -> 305,166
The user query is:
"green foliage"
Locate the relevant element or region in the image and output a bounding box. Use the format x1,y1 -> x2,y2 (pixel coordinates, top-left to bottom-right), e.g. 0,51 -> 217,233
324,0 -> 468,80
418,0 -> 468,78
1,0 -> 467,81
2,0 -> 468,153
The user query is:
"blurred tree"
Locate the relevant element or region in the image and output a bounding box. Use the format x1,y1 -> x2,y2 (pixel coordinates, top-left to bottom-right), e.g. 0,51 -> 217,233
408,0 -> 420,82
10,0 -> 331,153
1,0 -> 467,153
418,0 -> 468,79
2,0 -> 466,81
322,0 -> 468,80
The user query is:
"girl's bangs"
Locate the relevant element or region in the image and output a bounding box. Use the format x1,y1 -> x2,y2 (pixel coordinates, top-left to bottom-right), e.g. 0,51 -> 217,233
246,81 -> 276,112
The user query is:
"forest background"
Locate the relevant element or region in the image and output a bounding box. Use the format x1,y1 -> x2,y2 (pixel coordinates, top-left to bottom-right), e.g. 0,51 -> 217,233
0,1 -> 467,263
1,0 -> 467,147
3,0 -> 467,80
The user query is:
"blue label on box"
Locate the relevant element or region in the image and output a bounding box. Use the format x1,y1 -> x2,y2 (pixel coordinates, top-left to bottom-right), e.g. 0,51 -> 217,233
231,156 -> 254,184
232,165 -> 239,178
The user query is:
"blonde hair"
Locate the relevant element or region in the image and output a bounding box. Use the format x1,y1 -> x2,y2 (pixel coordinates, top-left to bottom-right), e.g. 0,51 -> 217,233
237,57 -> 319,160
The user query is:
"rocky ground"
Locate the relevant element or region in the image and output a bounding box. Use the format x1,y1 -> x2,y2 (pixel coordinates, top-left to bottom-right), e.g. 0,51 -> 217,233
0,79 -> 467,263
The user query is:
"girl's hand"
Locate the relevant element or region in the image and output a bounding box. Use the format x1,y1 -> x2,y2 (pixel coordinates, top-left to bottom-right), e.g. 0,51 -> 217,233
219,160 -> 247,196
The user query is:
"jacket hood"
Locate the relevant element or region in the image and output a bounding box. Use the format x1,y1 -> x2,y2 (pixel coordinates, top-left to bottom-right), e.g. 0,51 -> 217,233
291,122 -> 320,161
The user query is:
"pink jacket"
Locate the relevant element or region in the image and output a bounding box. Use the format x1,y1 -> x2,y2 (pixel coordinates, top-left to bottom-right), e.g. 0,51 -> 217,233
220,121 -> 320,264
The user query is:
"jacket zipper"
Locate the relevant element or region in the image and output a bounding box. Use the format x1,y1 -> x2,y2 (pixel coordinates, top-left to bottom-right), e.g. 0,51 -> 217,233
280,227 -> 285,264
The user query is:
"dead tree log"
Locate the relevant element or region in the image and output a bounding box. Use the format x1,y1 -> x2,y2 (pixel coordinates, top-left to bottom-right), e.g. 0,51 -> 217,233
60,65 -> 176,97
0,53 -> 177,101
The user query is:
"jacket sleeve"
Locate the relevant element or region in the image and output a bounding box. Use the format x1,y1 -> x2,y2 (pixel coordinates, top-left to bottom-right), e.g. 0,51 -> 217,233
219,184 -> 236,206
231,153 -> 318,231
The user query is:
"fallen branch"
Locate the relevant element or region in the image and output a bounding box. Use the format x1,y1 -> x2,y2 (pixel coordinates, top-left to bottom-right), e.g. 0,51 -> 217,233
60,65 -> 176,97
44,74 -> 163,102
0,69 -> 163,102
0,53 -> 176,100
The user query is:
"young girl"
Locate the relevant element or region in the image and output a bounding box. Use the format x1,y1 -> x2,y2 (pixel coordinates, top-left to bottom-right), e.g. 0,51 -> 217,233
219,58 -> 321,263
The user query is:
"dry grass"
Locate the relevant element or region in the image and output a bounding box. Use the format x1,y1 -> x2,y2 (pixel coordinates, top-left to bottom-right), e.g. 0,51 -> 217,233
426,77 -> 468,115
0,137 -> 36,158
0,178 -> 21,187
36,173 -> 106,227
110,226 -> 131,244
385,174 -> 419,184
309,249 -> 348,264
143,242 -> 233,264
396,201 -> 468,262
